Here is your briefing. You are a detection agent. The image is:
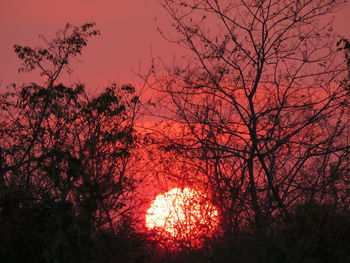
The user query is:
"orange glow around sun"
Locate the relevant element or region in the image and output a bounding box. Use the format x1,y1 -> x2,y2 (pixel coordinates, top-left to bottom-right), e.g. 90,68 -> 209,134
146,187 -> 219,250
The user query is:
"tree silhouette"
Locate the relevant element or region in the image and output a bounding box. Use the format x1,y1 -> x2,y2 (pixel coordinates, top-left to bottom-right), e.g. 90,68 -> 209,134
0,23 -> 145,262
148,0 -> 350,242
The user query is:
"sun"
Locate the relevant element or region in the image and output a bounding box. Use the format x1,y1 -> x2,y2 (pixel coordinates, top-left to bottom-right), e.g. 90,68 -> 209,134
146,187 -> 219,250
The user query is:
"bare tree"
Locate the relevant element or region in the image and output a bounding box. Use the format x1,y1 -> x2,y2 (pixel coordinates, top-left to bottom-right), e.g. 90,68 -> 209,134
148,0 -> 350,239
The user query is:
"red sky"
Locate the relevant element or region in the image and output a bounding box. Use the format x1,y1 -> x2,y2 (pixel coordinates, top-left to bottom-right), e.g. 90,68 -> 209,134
1,0 -> 350,92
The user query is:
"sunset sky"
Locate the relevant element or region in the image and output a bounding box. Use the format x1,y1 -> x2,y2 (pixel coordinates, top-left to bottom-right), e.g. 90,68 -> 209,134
1,1 -> 350,258
1,0 -> 350,91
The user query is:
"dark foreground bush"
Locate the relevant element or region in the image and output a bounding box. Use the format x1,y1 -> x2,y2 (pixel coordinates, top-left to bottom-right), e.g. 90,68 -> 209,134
2,195 -> 350,263
265,202 -> 350,263
184,202 -> 350,263
0,185 -> 149,263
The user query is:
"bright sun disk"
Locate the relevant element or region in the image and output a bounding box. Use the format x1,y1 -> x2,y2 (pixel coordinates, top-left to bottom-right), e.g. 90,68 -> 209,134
146,187 -> 219,250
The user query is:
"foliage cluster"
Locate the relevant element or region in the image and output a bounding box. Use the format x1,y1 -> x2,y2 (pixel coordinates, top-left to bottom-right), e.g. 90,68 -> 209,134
0,23 -> 147,263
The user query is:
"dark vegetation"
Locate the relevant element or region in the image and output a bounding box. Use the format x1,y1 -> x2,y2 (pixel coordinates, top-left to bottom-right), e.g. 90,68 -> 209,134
1,1 -> 350,262
0,23 -> 148,263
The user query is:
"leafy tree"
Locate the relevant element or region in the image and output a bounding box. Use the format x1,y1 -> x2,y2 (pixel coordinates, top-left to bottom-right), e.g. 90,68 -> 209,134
0,23 -> 143,262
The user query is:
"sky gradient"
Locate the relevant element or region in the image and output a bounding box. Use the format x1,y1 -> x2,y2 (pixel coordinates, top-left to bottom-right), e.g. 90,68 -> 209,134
1,0 -> 350,91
